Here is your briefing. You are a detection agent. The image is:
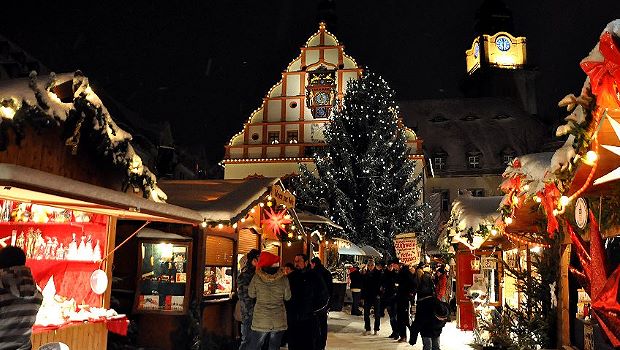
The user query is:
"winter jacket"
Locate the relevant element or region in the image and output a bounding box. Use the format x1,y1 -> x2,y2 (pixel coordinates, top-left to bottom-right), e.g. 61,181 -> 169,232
313,263 -> 334,297
396,266 -> 414,301
381,268 -> 398,301
237,265 -> 256,323
248,267 -> 291,332
434,272 -> 448,301
349,268 -> 363,290
288,267 -> 328,321
0,266 -> 43,350
414,271 -> 435,299
361,268 -> 382,301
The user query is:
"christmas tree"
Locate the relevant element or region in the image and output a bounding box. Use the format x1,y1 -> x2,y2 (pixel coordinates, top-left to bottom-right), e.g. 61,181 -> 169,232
294,70 -> 428,256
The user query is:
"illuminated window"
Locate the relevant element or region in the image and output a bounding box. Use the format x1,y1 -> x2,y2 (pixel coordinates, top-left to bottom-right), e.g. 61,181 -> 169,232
433,189 -> 450,212
268,132 -> 280,144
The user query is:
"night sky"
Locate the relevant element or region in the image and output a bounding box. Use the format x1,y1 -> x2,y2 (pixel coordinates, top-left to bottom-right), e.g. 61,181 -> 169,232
3,1 -> 620,165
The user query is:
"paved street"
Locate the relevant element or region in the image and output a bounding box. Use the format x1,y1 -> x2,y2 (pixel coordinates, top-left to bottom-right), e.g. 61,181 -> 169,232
326,311 -> 474,350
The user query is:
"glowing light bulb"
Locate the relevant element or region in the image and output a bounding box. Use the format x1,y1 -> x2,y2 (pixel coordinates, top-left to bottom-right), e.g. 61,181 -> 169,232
560,196 -> 570,207
535,195 -> 542,203
267,195 -> 272,200
505,217 -> 513,225
522,184 -> 530,191
201,221 -> 207,228
267,201 -> 273,207
251,208 -> 256,213
288,233 -> 293,238
232,223 -> 238,229
584,151 -> 598,165
512,196 -> 519,205
241,218 -> 246,223
552,209 -> 558,216
287,242 -> 292,247
491,229 -> 498,236
218,223 -> 224,229
259,203 -> 265,207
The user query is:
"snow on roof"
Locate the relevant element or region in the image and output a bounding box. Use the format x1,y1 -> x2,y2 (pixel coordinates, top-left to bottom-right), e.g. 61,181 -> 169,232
447,194 -> 503,250
0,71 -> 167,203
503,152 -> 554,195
158,178 -> 280,224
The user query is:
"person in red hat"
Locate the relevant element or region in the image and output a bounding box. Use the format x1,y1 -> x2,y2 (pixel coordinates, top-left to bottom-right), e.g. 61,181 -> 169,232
247,251 -> 290,350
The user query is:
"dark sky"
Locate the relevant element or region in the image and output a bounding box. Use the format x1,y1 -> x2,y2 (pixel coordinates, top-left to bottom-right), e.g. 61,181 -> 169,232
3,1 -> 620,164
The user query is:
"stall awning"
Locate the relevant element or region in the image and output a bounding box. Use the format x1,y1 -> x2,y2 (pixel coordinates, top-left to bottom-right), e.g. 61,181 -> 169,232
335,238 -> 365,256
158,178 -> 280,224
295,211 -> 343,230
0,164 -> 203,224
360,245 -> 383,258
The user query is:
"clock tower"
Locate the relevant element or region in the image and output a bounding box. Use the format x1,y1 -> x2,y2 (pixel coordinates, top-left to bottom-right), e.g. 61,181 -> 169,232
462,0 -> 538,116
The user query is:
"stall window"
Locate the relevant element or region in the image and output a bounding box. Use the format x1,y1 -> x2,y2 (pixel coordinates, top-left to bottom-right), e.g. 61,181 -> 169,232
479,253 -> 501,305
136,241 -> 191,313
204,236 -> 234,297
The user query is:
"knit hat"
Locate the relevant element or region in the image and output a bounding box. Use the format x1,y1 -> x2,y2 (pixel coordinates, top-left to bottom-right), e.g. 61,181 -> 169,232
256,251 -> 280,268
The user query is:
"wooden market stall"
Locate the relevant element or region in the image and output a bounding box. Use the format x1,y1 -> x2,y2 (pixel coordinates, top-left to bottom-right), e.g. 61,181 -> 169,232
0,72 -> 203,349
155,178 -> 305,345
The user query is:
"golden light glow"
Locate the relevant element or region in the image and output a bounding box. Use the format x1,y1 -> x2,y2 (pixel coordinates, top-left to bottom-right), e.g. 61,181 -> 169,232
232,223 -> 238,229
466,32 -> 526,75
584,151 -> 598,166
218,223 -> 224,229
505,217 -> 513,225
241,218 -> 246,223
250,208 -> 256,213
259,203 -> 265,207
491,229 -> 498,236
267,201 -> 273,207
287,242 -> 292,247
560,196 -> 570,207
0,106 -> 16,119
535,195 -> 542,203
512,196 -> 519,205
201,221 -> 207,228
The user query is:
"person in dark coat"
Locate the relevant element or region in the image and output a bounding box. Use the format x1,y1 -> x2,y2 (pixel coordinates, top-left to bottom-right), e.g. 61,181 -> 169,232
395,263 -> 414,343
411,263 -> 438,348
348,265 -> 363,316
361,259 -> 382,335
381,259 -> 399,339
236,249 -> 260,350
287,254 -> 328,350
311,257 -> 333,350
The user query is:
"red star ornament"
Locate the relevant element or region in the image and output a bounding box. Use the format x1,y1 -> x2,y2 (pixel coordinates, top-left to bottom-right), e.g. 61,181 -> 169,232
261,207 -> 292,237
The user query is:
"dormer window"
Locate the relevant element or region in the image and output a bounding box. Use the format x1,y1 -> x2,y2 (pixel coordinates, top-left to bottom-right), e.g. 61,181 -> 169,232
501,147 -> 517,165
430,115 -> 449,123
466,150 -> 482,169
434,156 -> 446,170
460,115 -> 479,122
268,131 -> 280,144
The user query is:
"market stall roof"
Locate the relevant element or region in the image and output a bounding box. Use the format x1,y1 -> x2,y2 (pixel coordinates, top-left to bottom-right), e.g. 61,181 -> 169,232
158,177 -> 280,224
360,245 -> 383,258
334,238 -> 365,256
295,210 -> 343,230
447,194 -> 503,250
0,164 -> 203,224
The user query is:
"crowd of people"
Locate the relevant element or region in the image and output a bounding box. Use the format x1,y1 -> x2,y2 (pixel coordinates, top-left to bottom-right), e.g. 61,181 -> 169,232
237,249 -> 332,350
348,259 -> 450,350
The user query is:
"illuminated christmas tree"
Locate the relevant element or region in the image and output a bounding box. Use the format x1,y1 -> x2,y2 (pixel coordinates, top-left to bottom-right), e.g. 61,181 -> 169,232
294,70 -> 428,256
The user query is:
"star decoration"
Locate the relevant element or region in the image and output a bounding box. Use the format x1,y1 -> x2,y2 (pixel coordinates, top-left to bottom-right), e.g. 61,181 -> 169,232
261,208 -> 291,237
568,211 -> 620,347
594,114 -> 620,185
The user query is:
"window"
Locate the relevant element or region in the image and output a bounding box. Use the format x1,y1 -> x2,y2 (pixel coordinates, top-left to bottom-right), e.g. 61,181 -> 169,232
268,132 -> 280,144
503,154 -> 515,165
468,155 -> 481,169
434,157 -> 446,170
433,189 -> 450,212
468,188 -> 485,197
204,236 -> 234,297
287,131 -> 299,144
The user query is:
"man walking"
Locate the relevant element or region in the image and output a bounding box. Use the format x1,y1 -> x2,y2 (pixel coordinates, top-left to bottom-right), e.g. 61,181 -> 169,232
382,259 -> 400,340
237,249 -> 260,350
349,265 -> 363,316
361,259 -> 382,335
310,257 -> 333,350
287,254 -> 328,350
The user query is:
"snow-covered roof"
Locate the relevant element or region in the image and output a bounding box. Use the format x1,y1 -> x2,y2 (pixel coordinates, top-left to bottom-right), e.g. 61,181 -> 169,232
158,178 -> 280,224
0,164 -> 202,224
447,194 -> 503,250
295,210 -> 343,229
0,72 -> 167,203
360,245 -> 383,258
503,152 -> 554,196
335,238 -> 365,256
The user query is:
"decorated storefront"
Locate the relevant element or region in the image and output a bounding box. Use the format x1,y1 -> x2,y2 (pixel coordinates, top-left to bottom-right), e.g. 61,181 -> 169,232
493,20 -> 620,349
156,178 -> 305,345
0,72 -> 202,349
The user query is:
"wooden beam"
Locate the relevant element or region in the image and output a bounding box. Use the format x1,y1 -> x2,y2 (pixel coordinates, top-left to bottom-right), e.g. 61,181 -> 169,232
557,242 -> 571,347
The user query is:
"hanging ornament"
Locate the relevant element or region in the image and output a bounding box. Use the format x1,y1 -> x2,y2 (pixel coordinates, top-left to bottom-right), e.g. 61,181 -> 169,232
90,269 -> 108,295
261,207 -> 292,237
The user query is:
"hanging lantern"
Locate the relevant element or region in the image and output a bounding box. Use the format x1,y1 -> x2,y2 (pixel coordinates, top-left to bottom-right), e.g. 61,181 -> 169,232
306,66 -> 337,119
261,207 -> 292,236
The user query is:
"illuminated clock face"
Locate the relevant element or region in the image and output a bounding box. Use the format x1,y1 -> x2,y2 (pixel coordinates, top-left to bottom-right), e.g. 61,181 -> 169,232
315,92 -> 329,105
496,36 -> 511,52
315,106 -> 327,118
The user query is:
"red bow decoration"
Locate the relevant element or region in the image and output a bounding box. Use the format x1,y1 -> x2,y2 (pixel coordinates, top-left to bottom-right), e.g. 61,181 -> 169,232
540,183 -> 560,236
581,32 -> 620,109
568,211 -> 620,347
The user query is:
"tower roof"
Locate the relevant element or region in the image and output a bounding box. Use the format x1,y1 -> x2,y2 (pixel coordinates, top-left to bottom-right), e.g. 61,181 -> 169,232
473,0 -> 515,36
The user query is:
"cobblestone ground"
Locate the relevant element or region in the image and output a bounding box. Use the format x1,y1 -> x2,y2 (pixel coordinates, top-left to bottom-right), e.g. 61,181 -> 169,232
326,311 -> 475,350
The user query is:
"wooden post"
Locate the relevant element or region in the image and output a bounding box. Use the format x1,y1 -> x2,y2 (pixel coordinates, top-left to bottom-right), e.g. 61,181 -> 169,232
558,241 -> 571,347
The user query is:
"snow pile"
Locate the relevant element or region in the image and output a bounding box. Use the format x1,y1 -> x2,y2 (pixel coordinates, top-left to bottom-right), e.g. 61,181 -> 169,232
0,71 -> 167,203
446,194 -> 503,250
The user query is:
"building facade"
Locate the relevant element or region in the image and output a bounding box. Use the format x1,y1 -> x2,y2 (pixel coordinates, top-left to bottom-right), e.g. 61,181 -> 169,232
223,23 -> 423,180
